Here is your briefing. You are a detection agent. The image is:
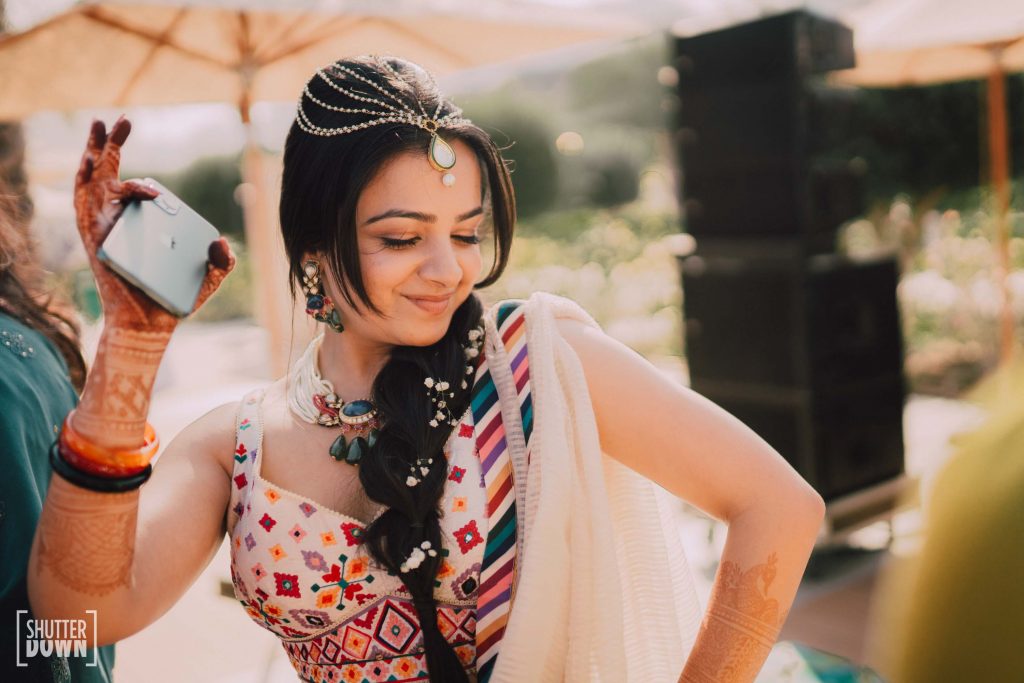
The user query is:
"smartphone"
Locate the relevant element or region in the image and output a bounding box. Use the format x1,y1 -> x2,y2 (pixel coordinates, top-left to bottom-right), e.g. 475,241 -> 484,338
97,178 -> 220,317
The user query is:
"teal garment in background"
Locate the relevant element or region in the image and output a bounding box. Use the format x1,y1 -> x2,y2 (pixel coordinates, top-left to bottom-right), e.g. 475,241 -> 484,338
0,312 -> 115,682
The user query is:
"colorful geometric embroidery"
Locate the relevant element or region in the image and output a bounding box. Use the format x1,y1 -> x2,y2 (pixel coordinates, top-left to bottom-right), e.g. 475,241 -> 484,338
454,520 -> 484,554
311,554 -> 376,612
452,563 -> 481,600
282,600 -> 476,683
227,378 -> 489,680
275,572 -> 302,598
302,550 -> 329,572
339,522 -> 364,546
259,513 -> 277,532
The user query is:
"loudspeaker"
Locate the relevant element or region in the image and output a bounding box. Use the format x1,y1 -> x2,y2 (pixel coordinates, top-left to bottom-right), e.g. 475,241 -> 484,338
682,248 -> 903,388
673,10 -> 854,86
700,376 -> 905,501
673,11 -> 863,244
680,248 -> 906,500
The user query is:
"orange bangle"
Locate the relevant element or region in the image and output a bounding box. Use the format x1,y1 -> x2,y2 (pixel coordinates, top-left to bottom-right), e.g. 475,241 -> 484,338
58,441 -> 149,478
60,411 -> 159,470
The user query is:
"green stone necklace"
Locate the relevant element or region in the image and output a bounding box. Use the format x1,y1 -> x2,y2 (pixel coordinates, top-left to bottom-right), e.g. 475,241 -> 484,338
288,334 -> 382,466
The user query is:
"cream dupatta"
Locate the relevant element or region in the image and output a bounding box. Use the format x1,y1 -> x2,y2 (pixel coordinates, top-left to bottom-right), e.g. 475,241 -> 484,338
482,292 -> 703,682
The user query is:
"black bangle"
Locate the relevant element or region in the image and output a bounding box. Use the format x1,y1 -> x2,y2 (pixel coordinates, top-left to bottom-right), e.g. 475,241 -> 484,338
49,440 -> 152,493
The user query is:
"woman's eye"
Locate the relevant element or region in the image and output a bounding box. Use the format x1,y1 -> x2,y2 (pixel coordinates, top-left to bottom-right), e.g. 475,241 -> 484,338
381,236 -> 419,249
454,234 -> 482,245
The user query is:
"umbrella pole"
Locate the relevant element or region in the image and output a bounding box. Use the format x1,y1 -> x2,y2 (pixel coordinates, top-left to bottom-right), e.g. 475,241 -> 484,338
986,65 -> 1014,364
238,94 -> 293,376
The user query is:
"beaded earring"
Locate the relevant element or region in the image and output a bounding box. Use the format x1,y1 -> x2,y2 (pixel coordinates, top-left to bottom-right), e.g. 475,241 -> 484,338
302,260 -> 344,333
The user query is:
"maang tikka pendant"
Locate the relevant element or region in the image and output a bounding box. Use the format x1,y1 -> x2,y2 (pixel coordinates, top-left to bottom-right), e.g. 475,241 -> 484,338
424,123 -> 457,187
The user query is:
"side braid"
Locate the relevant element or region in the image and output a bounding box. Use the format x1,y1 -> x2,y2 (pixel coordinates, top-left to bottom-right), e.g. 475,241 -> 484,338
357,294 -> 483,683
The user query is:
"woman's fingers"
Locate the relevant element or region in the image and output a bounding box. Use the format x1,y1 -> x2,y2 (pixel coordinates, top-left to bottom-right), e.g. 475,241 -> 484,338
108,117 -> 130,146
75,155 -> 94,188
208,237 -> 233,271
119,180 -> 159,202
88,119 -> 107,155
192,238 -> 235,312
95,116 -> 130,177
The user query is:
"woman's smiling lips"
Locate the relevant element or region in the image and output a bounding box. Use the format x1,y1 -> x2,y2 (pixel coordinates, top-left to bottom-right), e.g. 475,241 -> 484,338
404,293 -> 452,314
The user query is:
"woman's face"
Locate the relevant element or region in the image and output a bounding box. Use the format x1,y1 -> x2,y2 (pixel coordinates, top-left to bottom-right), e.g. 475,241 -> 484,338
322,138 -> 485,348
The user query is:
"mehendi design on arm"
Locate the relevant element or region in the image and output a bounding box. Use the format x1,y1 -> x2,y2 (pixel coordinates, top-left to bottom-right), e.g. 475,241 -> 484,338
681,553 -> 786,683
35,480 -> 139,596
74,327 -> 170,438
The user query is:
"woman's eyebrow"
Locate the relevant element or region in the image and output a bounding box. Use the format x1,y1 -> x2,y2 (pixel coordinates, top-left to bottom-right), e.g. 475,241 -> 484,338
363,206 -> 483,226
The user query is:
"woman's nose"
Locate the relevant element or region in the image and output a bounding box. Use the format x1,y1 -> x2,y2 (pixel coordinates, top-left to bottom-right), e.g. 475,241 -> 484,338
419,237 -> 462,288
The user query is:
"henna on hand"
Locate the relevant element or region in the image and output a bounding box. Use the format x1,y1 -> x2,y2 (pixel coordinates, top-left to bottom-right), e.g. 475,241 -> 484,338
680,553 -> 787,683
35,478 -> 140,596
73,117 -> 236,332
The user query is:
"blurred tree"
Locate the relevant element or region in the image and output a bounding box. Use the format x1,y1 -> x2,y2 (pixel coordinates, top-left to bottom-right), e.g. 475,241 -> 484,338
585,152 -> 640,208
566,37 -> 670,132
841,76 -> 1024,210
460,95 -> 558,220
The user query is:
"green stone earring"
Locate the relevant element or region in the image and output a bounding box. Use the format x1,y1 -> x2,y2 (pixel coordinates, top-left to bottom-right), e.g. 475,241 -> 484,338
301,260 -> 344,333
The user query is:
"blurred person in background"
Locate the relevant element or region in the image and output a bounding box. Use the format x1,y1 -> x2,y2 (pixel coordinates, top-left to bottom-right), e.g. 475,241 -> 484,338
0,184 -> 114,680
870,362 -> 1024,682
27,56 -> 824,683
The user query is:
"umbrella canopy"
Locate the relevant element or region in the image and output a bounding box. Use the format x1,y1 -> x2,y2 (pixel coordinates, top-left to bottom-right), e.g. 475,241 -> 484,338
0,1 -> 625,118
838,0 -> 1024,86
0,0 -> 633,372
836,0 -> 1024,363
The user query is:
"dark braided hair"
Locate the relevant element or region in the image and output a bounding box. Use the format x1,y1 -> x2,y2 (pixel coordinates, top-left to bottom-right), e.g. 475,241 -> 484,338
279,56 -> 515,682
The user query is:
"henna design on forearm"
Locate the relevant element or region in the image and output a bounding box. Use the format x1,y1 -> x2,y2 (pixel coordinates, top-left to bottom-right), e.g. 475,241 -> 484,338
75,327 -> 171,441
681,553 -> 785,683
35,478 -> 139,596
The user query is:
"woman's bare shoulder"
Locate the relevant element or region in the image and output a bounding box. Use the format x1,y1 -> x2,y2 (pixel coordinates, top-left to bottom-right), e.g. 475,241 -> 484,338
166,380 -> 284,475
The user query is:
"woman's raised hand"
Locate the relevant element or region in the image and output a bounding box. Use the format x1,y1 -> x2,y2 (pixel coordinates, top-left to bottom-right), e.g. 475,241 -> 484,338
74,116 -> 235,332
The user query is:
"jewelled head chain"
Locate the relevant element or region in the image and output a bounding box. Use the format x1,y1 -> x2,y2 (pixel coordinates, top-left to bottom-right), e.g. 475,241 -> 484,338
296,59 -> 472,187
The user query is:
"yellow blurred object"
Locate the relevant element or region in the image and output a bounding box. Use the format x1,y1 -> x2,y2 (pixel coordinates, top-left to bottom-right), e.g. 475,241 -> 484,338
871,356 -> 1024,681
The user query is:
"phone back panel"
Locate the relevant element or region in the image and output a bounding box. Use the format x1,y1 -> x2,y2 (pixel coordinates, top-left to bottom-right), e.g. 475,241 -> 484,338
97,179 -> 219,317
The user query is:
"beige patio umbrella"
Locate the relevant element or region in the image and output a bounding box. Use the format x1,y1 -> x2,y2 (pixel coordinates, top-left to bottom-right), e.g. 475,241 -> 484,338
0,0 -> 630,372
836,0 -> 1024,364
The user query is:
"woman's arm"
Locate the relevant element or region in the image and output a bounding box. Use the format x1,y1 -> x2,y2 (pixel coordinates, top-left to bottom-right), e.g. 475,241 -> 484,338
556,317 -> 825,682
29,402 -> 237,646
27,117 -> 236,647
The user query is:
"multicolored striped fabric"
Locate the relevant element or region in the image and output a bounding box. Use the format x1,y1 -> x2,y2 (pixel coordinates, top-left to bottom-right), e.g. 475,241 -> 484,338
471,300 -> 533,682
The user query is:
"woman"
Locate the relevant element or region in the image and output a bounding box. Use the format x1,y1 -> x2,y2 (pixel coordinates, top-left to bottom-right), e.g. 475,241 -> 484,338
0,186 -> 114,681
28,56 -> 824,683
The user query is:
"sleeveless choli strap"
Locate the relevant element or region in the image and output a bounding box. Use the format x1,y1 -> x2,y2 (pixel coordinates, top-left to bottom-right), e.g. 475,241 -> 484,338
227,388 -> 265,532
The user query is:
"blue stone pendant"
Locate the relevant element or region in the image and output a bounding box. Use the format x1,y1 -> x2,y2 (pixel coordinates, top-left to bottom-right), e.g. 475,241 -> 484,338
340,400 -> 375,426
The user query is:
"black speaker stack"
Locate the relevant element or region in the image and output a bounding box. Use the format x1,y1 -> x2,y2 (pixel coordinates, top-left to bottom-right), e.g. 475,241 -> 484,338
673,11 -> 906,502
